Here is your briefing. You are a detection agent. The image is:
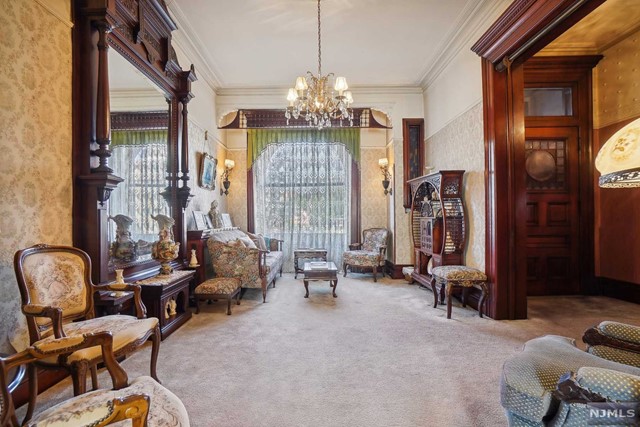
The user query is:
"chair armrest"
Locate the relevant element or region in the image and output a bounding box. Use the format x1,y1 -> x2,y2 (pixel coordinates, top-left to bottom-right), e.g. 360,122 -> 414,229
28,332 -> 128,390
577,367 -> 640,402
93,283 -> 147,319
22,304 -> 65,339
349,243 -> 362,250
583,322 -> 640,354
378,245 -> 387,257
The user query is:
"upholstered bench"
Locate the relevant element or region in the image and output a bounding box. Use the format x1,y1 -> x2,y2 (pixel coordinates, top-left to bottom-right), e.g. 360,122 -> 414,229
429,265 -> 488,319
194,277 -> 241,315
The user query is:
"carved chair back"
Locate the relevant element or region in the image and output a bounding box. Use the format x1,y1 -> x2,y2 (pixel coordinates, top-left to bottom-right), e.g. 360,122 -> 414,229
362,228 -> 389,252
14,244 -> 96,343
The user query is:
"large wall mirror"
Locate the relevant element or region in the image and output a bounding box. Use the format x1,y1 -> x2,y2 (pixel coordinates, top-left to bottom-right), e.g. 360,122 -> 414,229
73,0 -> 196,283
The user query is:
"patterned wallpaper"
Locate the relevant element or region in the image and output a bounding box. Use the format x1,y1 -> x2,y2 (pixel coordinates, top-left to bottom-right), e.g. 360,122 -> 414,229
425,102 -> 485,270
0,0 -> 73,352
184,120 -> 227,231
594,28 -> 640,129
226,150 -> 248,231
393,138 -> 413,265
360,148 -> 388,234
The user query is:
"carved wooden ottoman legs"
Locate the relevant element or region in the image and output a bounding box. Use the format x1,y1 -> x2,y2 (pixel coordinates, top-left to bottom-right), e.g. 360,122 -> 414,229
430,266 -> 488,319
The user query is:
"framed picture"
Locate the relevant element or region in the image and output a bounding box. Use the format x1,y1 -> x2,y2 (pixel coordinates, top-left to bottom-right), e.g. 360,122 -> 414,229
220,213 -> 232,228
203,213 -> 213,229
200,153 -> 217,190
192,210 -> 207,230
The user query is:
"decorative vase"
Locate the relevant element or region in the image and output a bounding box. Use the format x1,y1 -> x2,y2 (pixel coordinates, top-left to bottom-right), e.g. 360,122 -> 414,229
151,214 -> 180,275
189,249 -> 199,267
115,269 -> 125,284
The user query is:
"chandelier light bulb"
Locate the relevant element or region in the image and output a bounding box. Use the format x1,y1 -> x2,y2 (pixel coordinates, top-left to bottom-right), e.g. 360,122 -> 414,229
295,76 -> 308,92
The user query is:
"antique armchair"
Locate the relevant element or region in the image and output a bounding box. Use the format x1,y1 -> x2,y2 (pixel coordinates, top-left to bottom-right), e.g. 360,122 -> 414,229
343,228 -> 388,282
13,244 -> 161,404
0,332 -> 189,427
501,323 -> 640,426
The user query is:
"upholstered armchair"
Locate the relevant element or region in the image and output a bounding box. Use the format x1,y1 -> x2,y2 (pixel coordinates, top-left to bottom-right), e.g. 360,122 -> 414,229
0,332 -> 189,427
13,244 -> 161,406
583,321 -> 640,368
501,324 -> 640,426
343,228 -> 388,282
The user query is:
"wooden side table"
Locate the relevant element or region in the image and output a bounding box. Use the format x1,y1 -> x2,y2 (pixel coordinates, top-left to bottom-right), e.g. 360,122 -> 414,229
294,248 -> 328,278
94,290 -> 134,316
133,270 -> 195,340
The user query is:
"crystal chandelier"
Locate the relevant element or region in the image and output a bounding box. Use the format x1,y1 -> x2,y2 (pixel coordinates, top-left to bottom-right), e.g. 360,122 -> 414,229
285,0 -> 354,130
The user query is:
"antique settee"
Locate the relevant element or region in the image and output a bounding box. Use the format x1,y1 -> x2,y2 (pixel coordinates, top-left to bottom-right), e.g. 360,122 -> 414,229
206,227 -> 283,302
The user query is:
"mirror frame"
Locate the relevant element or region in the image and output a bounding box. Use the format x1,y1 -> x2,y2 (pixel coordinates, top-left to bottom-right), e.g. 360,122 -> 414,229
73,0 -> 196,283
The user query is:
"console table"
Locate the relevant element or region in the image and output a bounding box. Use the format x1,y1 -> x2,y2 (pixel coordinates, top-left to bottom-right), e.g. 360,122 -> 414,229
133,270 -> 195,340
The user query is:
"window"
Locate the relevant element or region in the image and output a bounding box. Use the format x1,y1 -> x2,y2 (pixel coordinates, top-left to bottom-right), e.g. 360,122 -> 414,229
253,142 -> 352,271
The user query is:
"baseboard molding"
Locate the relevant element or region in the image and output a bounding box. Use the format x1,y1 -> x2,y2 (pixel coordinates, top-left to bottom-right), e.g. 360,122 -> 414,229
598,277 -> 640,304
385,261 -> 413,280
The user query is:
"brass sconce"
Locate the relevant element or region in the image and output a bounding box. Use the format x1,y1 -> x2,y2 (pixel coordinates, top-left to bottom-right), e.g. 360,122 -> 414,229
220,159 -> 235,195
379,158 -> 392,195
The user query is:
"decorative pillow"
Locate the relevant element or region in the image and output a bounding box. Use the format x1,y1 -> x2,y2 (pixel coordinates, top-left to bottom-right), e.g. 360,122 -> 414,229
238,236 -> 257,249
246,232 -> 268,251
228,239 -> 245,248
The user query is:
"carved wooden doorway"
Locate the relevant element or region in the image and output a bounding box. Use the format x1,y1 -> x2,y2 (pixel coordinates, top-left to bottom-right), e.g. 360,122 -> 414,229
520,57 -> 600,297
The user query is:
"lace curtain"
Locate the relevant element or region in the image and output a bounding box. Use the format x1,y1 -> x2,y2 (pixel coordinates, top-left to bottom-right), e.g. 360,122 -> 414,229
253,142 -> 352,272
109,129 -> 169,243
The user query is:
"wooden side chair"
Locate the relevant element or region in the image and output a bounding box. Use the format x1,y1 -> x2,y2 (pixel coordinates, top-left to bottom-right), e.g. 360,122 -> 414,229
13,244 -> 161,421
343,228 -> 389,282
0,332 -> 189,427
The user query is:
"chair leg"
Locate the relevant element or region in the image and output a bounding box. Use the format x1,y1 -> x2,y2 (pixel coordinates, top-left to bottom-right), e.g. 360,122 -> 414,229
462,287 -> 468,308
430,276 -> 438,308
372,266 -> 378,282
72,362 -> 88,396
478,283 -> 488,318
262,287 -> 267,303
90,364 -> 99,390
22,363 -> 38,425
236,289 -> 241,305
343,263 -> 348,277
439,282 -> 446,304
227,296 -> 232,315
150,325 -> 161,383
446,283 -> 454,319
195,297 -> 200,314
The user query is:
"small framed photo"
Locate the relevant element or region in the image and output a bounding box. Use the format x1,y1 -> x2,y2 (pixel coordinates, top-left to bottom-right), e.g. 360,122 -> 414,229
192,210 -> 207,230
220,213 -> 233,228
203,213 -> 213,229
200,153 -> 217,190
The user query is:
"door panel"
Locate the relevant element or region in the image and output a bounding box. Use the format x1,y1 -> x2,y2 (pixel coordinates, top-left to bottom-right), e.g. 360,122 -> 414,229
525,127 -> 580,296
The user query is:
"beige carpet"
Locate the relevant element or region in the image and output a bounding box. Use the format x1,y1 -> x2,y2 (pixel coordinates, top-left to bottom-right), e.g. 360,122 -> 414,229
20,274 -> 640,427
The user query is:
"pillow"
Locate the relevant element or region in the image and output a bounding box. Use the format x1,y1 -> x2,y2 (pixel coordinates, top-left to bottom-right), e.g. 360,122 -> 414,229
238,236 -> 257,249
228,239 -> 245,248
246,232 -> 268,251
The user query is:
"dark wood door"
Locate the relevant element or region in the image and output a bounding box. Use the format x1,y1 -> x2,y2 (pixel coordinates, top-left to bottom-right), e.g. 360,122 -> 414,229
524,127 -> 580,295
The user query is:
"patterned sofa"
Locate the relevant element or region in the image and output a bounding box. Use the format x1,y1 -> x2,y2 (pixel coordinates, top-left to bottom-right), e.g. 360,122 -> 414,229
206,228 -> 283,302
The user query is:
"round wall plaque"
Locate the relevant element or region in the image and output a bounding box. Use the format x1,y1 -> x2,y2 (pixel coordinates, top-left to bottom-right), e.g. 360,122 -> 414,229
526,151 -> 556,182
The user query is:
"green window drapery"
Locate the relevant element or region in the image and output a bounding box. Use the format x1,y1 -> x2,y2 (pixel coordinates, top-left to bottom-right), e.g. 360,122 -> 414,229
247,128 -> 360,169
111,129 -> 168,147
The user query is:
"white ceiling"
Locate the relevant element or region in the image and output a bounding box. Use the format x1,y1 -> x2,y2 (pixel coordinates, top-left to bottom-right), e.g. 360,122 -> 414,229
169,0 -> 474,89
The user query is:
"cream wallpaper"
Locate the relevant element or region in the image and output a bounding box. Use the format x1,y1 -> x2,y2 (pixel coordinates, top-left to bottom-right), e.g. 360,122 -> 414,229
0,0 -> 73,352
425,102 -> 485,270
360,148 -> 388,234
225,150 -> 248,231
185,120 -> 228,230
392,138 -> 414,265
593,28 -> 640,128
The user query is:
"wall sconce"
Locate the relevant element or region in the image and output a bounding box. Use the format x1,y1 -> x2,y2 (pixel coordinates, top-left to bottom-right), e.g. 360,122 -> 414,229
220,159 -> 235,195
595,117 -> 640,188
379,158 -> 393,195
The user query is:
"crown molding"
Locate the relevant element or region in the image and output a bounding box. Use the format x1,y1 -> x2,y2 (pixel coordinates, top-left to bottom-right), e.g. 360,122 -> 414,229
216,85 -> 423,97
166,0 -> 223,92
419,0 -> 511,90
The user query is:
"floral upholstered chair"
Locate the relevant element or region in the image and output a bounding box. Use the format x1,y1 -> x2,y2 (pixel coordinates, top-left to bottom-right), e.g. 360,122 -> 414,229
0,332 -> 189,427
13,244 -> 161,419
343,228 -> 389,282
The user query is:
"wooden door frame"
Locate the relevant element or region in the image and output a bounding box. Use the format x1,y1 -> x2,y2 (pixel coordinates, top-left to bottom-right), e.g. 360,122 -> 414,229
471,0 -> 605,319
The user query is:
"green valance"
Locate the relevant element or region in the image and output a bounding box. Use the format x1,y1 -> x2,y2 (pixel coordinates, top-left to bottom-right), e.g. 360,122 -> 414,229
111,129 -> 168,147
247,128 -> 360,168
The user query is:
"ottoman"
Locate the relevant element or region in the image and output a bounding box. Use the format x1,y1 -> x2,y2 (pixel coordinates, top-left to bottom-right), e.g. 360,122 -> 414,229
194,277 -> 241,315
430,265 -> 488,319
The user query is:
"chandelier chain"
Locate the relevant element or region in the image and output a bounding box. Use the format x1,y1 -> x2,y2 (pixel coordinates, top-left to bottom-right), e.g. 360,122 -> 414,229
317,0 -> 321,76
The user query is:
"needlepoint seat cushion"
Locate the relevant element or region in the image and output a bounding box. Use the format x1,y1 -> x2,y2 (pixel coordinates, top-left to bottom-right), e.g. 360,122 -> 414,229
430,265 -> 487,284
195,278 -> 241,296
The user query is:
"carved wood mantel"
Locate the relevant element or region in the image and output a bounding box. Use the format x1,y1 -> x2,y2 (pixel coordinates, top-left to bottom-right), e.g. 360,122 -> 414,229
73,0 -> 197,283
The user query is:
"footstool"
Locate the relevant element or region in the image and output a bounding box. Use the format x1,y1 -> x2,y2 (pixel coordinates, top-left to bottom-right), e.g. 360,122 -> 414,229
429,266 -> 488,319
194,277 -> 241,315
